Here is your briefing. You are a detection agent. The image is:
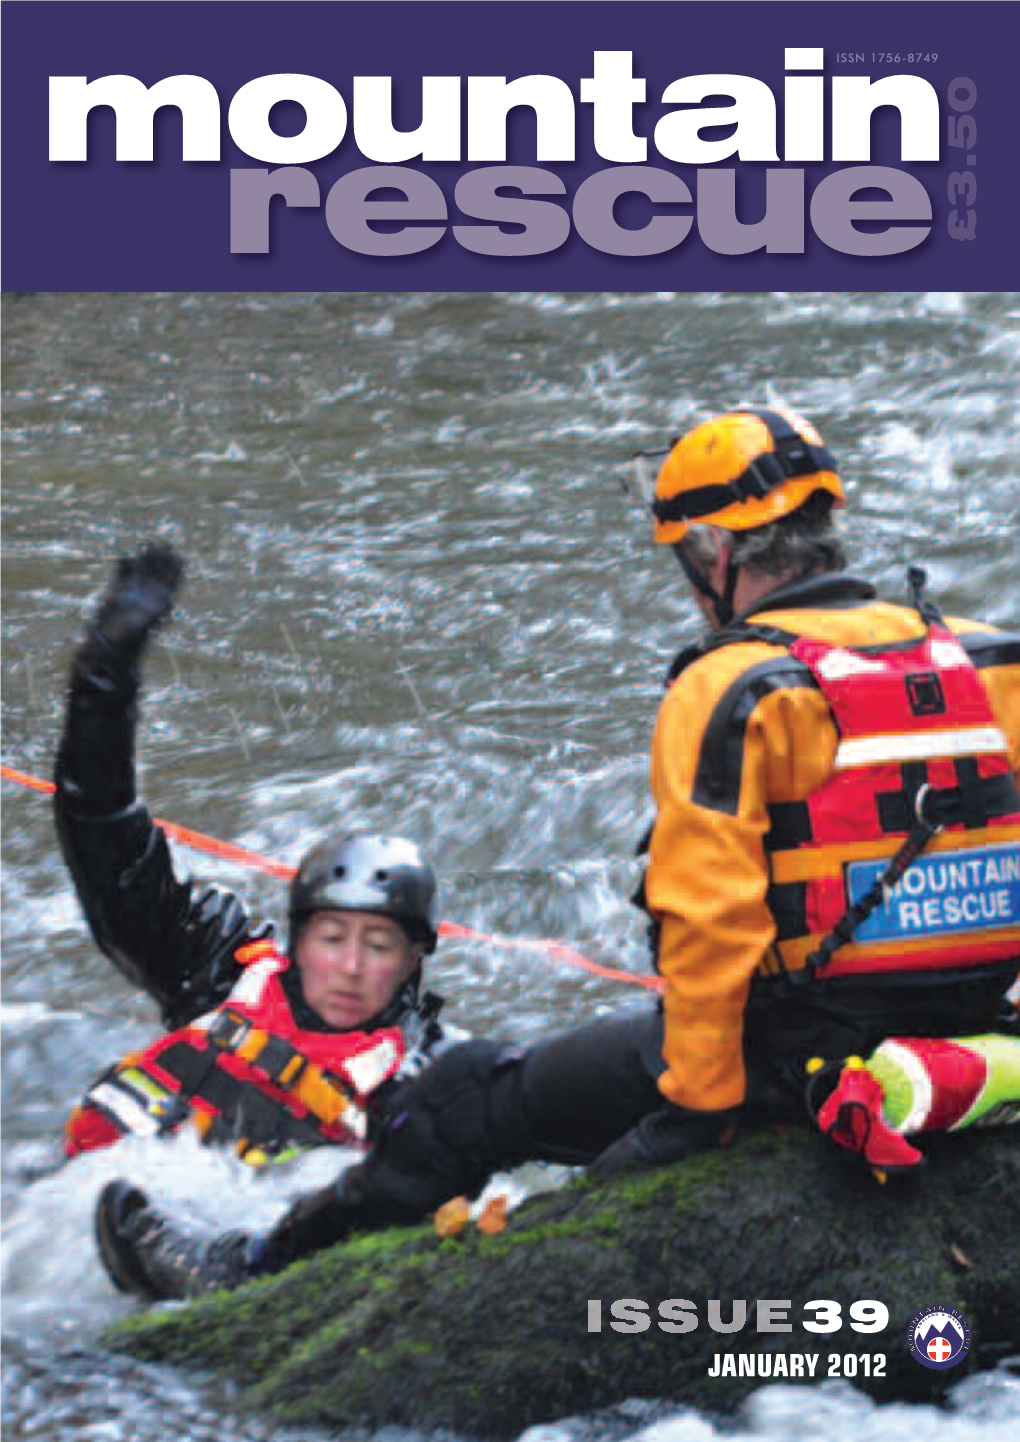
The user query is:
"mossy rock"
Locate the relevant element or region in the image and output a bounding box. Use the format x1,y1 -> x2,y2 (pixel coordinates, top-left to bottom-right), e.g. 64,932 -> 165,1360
104,1127 -> 1020,1437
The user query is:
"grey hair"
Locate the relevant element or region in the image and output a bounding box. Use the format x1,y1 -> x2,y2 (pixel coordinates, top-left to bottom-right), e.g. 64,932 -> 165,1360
678,492 -> 847,583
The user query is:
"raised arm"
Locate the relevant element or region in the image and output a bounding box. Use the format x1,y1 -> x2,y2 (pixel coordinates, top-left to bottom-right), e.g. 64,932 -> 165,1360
54,545 -> 253,1028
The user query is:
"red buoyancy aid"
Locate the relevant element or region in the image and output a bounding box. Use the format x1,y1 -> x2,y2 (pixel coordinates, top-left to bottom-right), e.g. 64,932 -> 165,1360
65,939 -> 407,1163
764,622 -> 1020,979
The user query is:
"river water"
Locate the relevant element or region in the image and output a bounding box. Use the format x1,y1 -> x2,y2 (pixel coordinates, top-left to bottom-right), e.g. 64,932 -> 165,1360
2,291 -> 1018,1440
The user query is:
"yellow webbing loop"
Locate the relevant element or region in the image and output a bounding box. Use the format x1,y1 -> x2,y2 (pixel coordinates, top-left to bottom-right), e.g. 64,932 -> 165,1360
209,1015 -> 365,1132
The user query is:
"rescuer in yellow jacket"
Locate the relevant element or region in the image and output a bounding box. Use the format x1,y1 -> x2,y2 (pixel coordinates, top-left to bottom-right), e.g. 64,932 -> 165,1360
620,406 -> 1020,1153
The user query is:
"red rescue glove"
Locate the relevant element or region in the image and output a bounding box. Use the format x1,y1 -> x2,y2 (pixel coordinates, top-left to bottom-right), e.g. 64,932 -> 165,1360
815,1060 -> 924,1171
589,1105 -> 737,1177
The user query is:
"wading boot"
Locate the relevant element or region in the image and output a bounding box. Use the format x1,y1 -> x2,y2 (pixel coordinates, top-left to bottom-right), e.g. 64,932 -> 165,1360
95,1181 -> 257,1300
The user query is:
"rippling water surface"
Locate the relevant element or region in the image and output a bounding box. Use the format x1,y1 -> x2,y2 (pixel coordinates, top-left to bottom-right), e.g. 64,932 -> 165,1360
2,291 -> 1018,1440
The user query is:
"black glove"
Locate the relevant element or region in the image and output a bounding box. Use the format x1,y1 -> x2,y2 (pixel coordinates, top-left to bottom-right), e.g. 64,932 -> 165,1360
87,542 -> 184,669
589,1105 -> 736,1177
58,543 -> 185,810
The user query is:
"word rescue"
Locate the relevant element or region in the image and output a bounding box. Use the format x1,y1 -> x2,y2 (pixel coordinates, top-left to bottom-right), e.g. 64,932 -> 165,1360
49,49 -> 944,258
849,843 -> 1020,943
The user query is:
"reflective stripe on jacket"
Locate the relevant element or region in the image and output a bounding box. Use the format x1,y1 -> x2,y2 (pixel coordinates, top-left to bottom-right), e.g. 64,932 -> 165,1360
65,939 -> 406,1164
645,578 -> 1020,1113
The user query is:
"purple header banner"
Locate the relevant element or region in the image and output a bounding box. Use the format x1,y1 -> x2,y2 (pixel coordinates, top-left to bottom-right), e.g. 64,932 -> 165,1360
2,1 -> 1013,290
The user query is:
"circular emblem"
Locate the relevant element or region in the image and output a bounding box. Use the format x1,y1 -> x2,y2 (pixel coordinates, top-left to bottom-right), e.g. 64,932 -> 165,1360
907,1306 -> 971,1370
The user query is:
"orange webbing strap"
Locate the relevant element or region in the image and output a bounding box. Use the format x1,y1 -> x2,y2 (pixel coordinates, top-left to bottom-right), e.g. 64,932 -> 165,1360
234,938 -> 279,966
290,1067 -> 364,1132
204,1010 -> 364,1132
191,1109 -> 216,1141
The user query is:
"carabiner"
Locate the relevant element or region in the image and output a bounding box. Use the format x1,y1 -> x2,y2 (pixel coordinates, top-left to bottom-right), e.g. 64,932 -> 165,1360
913,782 -> 944,835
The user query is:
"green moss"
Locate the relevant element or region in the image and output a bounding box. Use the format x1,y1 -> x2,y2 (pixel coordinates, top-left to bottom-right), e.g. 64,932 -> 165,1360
103,1128 -> 1020,1438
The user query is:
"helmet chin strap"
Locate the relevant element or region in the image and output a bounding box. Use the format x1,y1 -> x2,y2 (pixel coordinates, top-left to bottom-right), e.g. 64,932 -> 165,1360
672,542 -> 740,628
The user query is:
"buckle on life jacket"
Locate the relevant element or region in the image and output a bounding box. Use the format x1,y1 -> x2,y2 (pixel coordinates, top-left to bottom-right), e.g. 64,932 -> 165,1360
251,1033 -> 308,1088
206,1009 -> 308,1088
210,1010 -> 369,1136
207,1010 -> 254,1052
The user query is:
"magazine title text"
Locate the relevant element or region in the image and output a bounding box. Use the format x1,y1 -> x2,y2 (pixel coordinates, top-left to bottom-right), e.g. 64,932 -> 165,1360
50,48 -> 943,259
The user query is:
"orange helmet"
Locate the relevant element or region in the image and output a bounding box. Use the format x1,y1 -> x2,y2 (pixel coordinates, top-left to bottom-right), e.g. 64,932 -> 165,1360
646,407 -> 844,545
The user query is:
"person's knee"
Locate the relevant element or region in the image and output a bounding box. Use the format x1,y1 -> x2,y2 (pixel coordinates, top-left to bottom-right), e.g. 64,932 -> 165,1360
515,1009 -> 665,1161
370,1040 -> 531,1200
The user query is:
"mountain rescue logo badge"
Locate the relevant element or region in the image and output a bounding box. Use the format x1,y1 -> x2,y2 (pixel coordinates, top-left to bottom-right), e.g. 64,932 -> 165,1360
907,1306 -> 971,1370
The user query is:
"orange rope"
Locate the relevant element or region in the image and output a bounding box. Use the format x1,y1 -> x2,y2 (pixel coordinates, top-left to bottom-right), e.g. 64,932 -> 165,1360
0,765 -> 295,881
0,765 -> 55,796
437,920 -> 663,990
1,762 -> 662,992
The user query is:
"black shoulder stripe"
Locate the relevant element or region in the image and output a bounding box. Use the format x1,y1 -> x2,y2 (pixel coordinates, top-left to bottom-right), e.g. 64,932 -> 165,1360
666,623 -> 801,684
692,659 -> 819,815
957,631 -> 1020,670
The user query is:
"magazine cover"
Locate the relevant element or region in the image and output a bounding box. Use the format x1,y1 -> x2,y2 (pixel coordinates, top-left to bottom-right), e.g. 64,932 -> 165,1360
2,5 -> 1018,1442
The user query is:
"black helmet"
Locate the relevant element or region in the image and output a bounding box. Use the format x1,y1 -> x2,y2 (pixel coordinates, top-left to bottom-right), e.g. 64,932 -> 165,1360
288,833 -> 438,953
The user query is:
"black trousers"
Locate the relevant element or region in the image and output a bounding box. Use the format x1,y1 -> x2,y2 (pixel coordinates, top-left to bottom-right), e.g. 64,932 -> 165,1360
514,1007 -> 666,1163
259,1008 -> 667,1267
371,1007 -> 667,1190
260,966 -> 1018,1268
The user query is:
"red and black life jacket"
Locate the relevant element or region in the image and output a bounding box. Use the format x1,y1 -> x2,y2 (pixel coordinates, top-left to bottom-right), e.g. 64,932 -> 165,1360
764,621 -> 1020,980
65,939 -> 407,1165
